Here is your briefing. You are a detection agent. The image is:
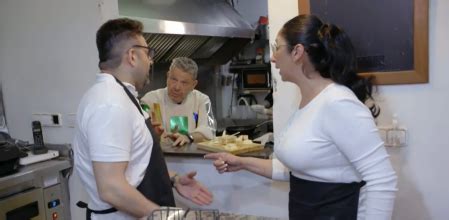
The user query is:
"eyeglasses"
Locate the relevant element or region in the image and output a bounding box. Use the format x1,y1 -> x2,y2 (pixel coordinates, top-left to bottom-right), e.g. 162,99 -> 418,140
271,43 -> 289,52
132,45 -> 155,59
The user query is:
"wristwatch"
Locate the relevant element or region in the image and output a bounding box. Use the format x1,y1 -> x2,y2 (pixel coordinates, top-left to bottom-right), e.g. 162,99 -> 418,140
186,133 -> 194,143
170,174 -> 179,187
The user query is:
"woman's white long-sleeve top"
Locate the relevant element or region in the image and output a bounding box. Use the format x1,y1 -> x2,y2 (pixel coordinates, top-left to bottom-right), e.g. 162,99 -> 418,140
272,83 -> 397,220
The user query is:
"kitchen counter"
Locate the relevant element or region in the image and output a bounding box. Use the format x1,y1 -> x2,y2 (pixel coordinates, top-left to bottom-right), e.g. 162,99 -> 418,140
161,131 -> 287,219
165,151 -> 289,219
0,157 -> 71,192
0,156 -> 72,220
161,142 -> 273,159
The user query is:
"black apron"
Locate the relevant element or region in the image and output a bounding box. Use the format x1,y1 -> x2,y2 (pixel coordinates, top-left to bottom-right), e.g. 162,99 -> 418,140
289,173 -> 365,220
77,78 -> 175,220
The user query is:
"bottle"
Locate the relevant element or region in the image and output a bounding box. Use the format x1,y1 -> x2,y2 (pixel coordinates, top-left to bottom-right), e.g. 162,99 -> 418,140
387,114 -> 406,147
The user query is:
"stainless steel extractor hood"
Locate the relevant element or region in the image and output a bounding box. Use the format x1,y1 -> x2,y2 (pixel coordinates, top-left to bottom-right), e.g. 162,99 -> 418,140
118,0 -> 255,65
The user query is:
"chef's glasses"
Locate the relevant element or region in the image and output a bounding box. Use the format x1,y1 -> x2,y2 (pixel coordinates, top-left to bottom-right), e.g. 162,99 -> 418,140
132,45 -> 155,59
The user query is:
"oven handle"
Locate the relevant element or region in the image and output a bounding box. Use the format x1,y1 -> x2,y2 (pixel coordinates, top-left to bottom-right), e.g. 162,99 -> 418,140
6,201 -> 40,219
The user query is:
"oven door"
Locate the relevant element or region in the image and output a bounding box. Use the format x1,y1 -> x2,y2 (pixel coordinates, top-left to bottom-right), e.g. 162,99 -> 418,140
0,187 -> 45,220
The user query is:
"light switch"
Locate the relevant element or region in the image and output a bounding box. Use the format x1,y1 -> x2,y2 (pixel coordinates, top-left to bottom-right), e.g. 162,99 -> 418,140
32,113 -> 62,127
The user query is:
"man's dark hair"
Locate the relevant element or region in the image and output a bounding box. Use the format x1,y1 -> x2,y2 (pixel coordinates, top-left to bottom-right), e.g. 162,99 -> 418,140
96,18 -> 143,70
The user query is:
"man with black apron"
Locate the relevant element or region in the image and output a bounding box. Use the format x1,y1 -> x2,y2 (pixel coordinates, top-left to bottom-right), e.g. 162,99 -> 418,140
73,18 -> 212,220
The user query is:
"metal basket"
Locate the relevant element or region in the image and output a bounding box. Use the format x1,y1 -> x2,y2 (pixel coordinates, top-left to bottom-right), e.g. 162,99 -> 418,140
148,207 -> 219,220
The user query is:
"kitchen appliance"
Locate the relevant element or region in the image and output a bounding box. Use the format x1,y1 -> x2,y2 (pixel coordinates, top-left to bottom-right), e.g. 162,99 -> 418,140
19,150 -> 59,166
0,142 -> 20,177
0,184 -> 66,220
229,63 -> 271,90
0,158 -> 71,220
0,188 -> 46,220
118,0 -> 254,64
241,68 -> 271,90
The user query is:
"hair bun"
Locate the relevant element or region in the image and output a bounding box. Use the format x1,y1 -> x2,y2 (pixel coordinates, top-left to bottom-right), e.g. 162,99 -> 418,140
318,23 -> 341,44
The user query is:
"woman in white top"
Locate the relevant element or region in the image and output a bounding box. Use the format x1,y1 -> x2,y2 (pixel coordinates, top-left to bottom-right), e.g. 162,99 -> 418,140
205,14 -> 397,220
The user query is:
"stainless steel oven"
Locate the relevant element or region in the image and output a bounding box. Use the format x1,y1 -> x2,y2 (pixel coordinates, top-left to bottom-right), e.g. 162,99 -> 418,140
241,68 -> 271,90
0,187 -> 45,219
229,64 -> 272,90
0,184 -> 65,220
0,157 -> 71,220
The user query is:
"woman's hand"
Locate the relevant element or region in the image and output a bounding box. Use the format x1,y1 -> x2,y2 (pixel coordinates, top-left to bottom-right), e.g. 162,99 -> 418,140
204,152 -> 245,173
174,171 -> 213,206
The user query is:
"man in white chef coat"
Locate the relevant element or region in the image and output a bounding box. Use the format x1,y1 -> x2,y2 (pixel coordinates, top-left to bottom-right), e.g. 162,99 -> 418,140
141,57 -> 216,146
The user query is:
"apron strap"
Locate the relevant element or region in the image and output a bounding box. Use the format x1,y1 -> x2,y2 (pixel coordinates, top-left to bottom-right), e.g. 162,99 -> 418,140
113,77 -> 143,116
76,201 -> 117,220
113,76 -> 175,206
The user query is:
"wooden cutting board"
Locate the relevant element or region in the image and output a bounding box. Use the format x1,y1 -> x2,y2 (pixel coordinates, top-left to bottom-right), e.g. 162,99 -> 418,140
197,141 -> 264,155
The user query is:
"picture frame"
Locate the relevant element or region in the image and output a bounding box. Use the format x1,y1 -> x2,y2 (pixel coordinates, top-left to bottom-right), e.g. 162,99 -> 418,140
298,0 -> 429,85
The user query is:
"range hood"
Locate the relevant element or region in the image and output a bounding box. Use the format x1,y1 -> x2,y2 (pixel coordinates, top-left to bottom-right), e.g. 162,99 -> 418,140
118,0 -> 255,65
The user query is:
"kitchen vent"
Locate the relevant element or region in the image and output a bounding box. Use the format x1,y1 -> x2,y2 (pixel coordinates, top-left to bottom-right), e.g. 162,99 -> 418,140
119,0 -> 255,64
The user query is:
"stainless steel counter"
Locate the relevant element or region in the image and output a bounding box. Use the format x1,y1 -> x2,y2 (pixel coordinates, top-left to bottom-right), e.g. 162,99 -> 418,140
0,158 -> 71,192
0,157 -> 72,220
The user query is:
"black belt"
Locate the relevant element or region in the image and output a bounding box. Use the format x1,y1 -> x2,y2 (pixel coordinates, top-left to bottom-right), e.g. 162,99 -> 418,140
76,201 -> 117,220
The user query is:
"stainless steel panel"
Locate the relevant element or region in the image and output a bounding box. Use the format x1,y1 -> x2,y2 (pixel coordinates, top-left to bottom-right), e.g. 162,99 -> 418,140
119,0 -> 254,38
145,33 -> 182,63
43,184 -> 64,220
191,37 -> 228,59
0,188 -> 45,220
119,0 -> 254,64
162,36 -> 208,62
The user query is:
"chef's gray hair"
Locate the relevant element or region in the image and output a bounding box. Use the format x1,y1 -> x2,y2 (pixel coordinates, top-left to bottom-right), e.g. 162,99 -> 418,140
169,57 -> 198,79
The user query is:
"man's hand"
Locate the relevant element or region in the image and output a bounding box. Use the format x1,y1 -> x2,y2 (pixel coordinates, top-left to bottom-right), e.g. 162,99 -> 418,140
173,171 -> 213,206
204,152 -> 244,173
150,120 -> 164,136
166,133 -> 190,147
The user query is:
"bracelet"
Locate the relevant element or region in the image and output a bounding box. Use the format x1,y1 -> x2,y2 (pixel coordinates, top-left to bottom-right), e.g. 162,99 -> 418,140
170,174 -> 179,187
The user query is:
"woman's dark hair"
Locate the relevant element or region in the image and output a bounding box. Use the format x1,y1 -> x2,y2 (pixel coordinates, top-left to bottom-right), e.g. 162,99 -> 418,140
96,18 -> 143,70
281,15 -> 379,117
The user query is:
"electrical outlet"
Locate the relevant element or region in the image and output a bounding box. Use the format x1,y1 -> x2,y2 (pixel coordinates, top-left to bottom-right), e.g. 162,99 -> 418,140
32,113 -> 62,127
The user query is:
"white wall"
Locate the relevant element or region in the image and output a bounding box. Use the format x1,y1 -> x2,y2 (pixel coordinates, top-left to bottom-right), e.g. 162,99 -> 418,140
268,0 -> 301,140
270,0 -> 449,219
374,1 -> 449,219
0,0 -> 118,144
0,1 -> 118,219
